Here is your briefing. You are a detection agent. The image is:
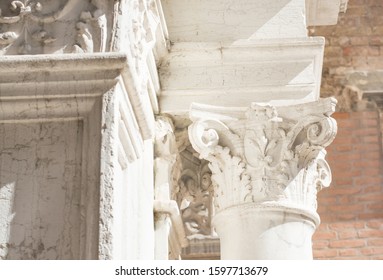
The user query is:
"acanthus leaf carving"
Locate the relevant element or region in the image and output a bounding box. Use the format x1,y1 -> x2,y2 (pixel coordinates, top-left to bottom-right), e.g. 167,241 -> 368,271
176,164 -> 217,238
188,98 -> 338,218
207,146 -> 252,211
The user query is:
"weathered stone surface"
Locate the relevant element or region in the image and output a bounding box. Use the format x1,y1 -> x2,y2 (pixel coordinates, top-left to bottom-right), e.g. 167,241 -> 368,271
188,98 -> 338,259
0,121 -> 82,259
189,98 -> 337,218
0,0 -> 112,55
153,116 -> 188,260
0,0 -> 346,260
159,39 -> 325,113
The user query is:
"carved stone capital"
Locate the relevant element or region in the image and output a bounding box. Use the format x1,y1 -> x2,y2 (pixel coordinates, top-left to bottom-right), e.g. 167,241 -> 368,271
188,98 -> 337,224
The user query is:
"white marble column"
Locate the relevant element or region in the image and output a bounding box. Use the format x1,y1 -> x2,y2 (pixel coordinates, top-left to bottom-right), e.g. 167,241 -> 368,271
188,98 -> 337,259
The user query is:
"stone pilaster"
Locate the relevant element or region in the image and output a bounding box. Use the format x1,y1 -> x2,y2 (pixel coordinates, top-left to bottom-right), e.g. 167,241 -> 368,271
154,116 -> 188,259
188,98 -> 337,259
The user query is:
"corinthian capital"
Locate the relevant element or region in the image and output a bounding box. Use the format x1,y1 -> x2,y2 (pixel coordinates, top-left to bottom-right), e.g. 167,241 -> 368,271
188,98 -> 337,224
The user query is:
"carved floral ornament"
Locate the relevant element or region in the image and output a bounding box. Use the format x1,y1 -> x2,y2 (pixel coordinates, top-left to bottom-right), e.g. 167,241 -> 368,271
129,0 -> 162,75
0,0 -> 107,54
188,98 -> 337,218
176,166 -> 215,237
154,117 -> 216,239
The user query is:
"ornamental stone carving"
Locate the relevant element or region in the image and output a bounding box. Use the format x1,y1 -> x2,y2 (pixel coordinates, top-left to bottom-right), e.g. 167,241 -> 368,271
176,164 -> 215,237
188,98 -> 337,224
0,0 -> 108,55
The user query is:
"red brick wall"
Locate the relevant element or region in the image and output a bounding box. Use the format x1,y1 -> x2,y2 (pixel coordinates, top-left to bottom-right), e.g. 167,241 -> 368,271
309,0 -> 383,98
310,0 -> 383,259
313,111 -> 383,259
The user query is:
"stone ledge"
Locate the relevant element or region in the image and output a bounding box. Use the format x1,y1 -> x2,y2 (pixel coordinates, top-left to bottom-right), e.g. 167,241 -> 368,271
159,38 -> 325,113
0,52 -> 155,139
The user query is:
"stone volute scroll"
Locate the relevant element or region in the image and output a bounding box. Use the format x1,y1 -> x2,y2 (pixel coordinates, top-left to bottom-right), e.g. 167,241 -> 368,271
188,98 -> 338,259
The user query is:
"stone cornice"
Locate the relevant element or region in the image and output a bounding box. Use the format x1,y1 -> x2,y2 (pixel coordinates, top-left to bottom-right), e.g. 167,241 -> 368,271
0,52 -> 153,165
0,52 -> 126,76
0,0 -> 168,139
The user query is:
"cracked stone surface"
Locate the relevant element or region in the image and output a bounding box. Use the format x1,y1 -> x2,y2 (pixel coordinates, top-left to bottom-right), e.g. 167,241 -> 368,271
0,121 -> 82,259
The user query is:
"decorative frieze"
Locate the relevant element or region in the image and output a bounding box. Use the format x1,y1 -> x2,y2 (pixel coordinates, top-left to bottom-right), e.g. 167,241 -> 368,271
159,125 -> 217,241
188,98 -> 337,223
0,0 -> 109,55
74,3 -> 107,53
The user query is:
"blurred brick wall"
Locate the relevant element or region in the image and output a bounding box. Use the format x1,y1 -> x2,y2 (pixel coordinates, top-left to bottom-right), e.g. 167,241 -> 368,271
310,0 -> 383,259
313,111 -> 383,259
309,0 -> 383,100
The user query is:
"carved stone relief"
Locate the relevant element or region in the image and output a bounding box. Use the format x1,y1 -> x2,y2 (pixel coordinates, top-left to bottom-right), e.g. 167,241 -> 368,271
170,125 -> 217,239
0,0 -> 109,55
128,0 -> 166,85
167,128 -> 220,259
188,98 -> 338,220
177,164 -> 214,237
